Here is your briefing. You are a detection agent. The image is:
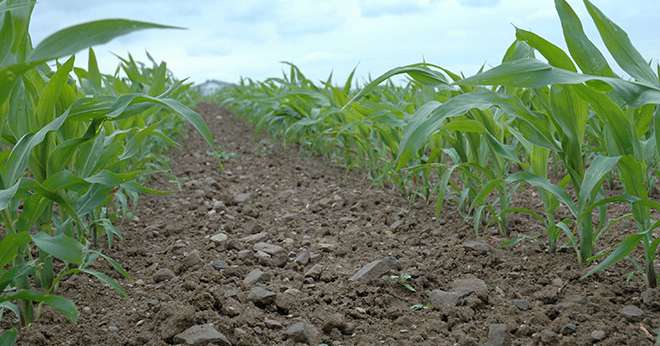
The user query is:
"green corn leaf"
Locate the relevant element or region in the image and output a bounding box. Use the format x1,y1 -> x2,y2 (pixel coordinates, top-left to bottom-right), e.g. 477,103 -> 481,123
0,328 -> 17,346
583,0 -> 658,86
342,64 -> 448,110
515,27 -> 576,71
108,94 -> 214,146
507,171 -> 577,216
87,48 -> 102,90
0,290 -> 78,322
0,181 -> 20,210
397,90 -> 554,169
81,269 -> 126,298
34,56 -> 75,127
84,170 -> 140,186
0,232 -> 30,267
577,155 -> 620,209
459,58 -> 660,108
582,233 -> 643,278
443,118 -> 486,133
31,232 -> 84,265
554,0 -> 615,77
2,110 -> 70,186
29,19 -> 180,63
502,40 -> 535,62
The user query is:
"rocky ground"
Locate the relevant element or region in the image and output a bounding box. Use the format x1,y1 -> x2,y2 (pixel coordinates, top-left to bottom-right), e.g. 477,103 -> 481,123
15,103 -> 660,345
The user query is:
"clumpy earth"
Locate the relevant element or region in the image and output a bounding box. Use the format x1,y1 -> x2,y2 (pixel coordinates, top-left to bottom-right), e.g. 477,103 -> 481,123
16,103 -> 660,345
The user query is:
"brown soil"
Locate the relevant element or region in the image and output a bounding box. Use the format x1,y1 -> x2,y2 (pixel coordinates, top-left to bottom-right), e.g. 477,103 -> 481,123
14,103 -> 660,345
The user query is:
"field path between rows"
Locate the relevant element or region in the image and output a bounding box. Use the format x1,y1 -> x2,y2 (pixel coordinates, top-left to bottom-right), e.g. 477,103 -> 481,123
19,103 -> 659,345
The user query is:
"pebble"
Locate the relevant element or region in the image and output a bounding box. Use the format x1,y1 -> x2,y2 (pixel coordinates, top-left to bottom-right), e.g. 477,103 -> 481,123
172,324 -> 231,345
462,240 -> 492,255
284,321 -> 320,345
511,299 -> 530,311
233,192 -> 252,204
450,277 -> 488,299
620,305 -> 643,321
181,250 -> 203,271
429,289 -> 460,308
152,268 -> 175,283
243,269 -> 269,287
484,323 -> 510,346
294,249 -> 311,265
254,242 -> 285,255
239,232 -> 269,243
247,286 -> 276,306
349,256 -> 400,282
641,288 -> 660,310
210,260 -> 226,271
210,232 -> 228,246
591,329 -> 607,342
265,318 -> 283,329
539,329 -> 558,344
237,249 -> 252,260
304,264 -> 323,280
560,322 -> 576,335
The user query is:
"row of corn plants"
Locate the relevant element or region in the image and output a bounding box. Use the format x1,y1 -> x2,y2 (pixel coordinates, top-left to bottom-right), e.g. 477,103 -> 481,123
217,0 -> 659,288
0,1 -> 213,344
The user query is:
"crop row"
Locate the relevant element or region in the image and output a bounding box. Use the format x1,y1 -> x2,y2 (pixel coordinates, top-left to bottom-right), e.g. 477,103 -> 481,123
217,0 -> 660,290
0,1 -> 212,344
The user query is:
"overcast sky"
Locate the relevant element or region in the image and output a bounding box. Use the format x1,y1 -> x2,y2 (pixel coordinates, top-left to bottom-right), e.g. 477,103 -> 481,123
32,0 -> 660,84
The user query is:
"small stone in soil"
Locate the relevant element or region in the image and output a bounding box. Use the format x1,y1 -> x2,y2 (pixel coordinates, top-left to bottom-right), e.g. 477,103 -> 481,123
233,192 -> 252,204
591,329 -> 607,342
172,324 -> 231,345
152,268 -> 175,283
284,321 -> 320,345
181,250 -> 203,271
641,288 -> 660,310
265,318 -> 283,329
463,240 -> 492,255
484,323 -> 509,346
253,242 -> 285,255
429,289 -> 460,308
275,289 -> 299,313
210,232 -> 228,245
560,323 -> 577,335
511,299 -> 530,311
304,264 -> 323,279
294,249 -> 311,265
349,256 -> 400,282
239,232 -> 269,243
221,298 -> 241,317
620,305 -> 643,321
237,249 -> 252,260
247,286 -> 277,306
243,269 -> 269,287
450,277 -> 488,299
210,260 -> 226,271
539,329 -> 558,344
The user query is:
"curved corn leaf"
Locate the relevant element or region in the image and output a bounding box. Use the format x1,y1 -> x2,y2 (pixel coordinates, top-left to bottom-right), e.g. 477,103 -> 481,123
582,233 -> 643,278
554,0 -> 615,77
583,0 -> 658,86
30,19 -> 180,63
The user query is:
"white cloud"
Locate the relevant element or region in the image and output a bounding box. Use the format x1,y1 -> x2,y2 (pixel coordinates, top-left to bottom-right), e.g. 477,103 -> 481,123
29,0 -> 660,84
